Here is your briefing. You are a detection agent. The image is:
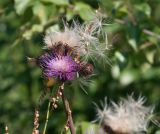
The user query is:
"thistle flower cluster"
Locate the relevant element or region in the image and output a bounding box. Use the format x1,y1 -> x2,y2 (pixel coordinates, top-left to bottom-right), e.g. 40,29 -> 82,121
95,96 -> 153,134
35,14 -> 108,81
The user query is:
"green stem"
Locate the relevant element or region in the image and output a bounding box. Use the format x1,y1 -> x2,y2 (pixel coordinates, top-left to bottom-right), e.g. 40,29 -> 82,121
43,101 -> 51,134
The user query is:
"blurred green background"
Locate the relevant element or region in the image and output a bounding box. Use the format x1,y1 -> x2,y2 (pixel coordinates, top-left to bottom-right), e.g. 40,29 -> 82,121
0,0 -> 160,133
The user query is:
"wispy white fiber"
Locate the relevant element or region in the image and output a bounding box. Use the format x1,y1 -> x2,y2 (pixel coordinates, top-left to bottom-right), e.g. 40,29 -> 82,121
44,13 -> 110,63
95,95 -> 153,134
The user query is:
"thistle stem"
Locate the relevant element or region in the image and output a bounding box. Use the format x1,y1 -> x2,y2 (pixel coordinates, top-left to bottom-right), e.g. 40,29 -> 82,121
60,83 -> 75,134
42,101 -> 51,134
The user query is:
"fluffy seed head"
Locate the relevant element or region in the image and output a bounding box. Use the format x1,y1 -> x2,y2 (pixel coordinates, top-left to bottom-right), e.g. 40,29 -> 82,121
44,27 -> 81,51
35,13 -> 112,81
44,13 -> 110,63
95,96 -> 153,134
79,62 -> 93,77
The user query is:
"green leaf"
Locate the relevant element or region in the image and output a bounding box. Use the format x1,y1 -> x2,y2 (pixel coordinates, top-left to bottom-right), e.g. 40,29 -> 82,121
135,3 -> 151,17
75,2 -> 95,21
33,2 -> 57,25
22,24 -> 43,40
155,131 -> 160,134
46,24 -> 59,33
66,9 -> 75,21
111,65 -> 120,79
41,0 -> 69,5
76,122 -> 99,134
104,23 -> 121,33
119,69 -> 140,86
128,38 -> 137,52
115,51 -> 126,63
126,23 -> 140,52
32,1 -> 57,25
14,0 -> 32,15
142,67 -> 160,80
32,2 -> 47,24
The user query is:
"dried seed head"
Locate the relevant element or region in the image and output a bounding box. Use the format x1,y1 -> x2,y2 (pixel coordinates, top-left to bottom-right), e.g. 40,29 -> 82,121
44,27 -> 81,52
79,62 -> 93,77
44,13 -> 110,63
95,95 -> 153,134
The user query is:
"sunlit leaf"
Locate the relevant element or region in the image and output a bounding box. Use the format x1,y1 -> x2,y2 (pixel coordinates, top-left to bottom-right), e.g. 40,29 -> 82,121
14,0 -> 32,15
22,24 -> 43,40
155,131 -> 160,134
135,3 -> 151,17
75,2 -> 95,21
33,2 -> 47,24
33,2 -> 57,25
66,9 -> 75,21
111,65 -> 120,79
119,69 -> 140,86
41,0 -> 69,5
76,122 -> 99,134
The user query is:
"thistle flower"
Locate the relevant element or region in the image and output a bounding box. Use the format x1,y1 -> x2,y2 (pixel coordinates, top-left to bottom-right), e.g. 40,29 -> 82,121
36,42 -> 93,81
32,13 -> 111,82
37,43 -> 77,81
95,96 -> 153,134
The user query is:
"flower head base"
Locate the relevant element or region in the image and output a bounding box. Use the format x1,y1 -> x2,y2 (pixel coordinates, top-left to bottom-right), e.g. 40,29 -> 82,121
95,96 -> 153,134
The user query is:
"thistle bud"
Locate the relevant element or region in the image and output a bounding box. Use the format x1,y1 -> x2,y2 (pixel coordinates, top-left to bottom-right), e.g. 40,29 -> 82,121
79,62 -> 93,77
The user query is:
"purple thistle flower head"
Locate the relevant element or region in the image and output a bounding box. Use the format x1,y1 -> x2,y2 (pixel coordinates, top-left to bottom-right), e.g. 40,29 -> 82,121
36,42 -> 93,82
37,44 -> 79,81
38,53 -> 78,81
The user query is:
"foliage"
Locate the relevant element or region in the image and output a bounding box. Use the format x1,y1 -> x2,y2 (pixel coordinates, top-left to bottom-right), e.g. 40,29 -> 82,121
0,0 -> 160,133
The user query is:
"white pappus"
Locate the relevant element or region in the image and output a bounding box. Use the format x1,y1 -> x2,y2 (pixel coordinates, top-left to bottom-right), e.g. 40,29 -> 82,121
95,95 -> 153,134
